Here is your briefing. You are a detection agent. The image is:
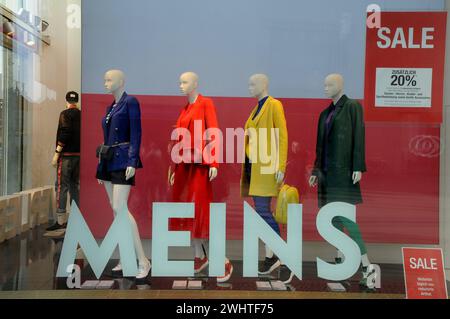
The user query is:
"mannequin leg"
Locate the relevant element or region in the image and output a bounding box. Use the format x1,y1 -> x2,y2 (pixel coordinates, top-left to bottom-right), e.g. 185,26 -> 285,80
103,181 -> 114,208
265,247 -> 274,259
103,181 -> 123,271
201,240 -> 209,258
332,218 -> 345,263
193,238 -> 209,274
252,197 -> 282,275
332,216 -> 370,265
217,256 -> 233,283
253,197 -> 280,234
195,238 -> 232,281
361,254 -> 370,267
112,184 -> 149,265
334,217 -> 368,256
193,239 -> 205,259
332,216 -> 377,288
253,196 -> 280,258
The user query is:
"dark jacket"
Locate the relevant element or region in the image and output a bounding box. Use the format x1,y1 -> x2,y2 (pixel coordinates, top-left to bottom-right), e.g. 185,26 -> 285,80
312,95 -> 366,208
98,92 -> 143,172
56,106 -> 81,154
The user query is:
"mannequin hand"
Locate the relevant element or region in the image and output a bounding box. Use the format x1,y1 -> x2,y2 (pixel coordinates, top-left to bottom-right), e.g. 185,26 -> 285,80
275,171 -> 284,184
98,179 -> 103,185
352,171 -> 362,184
125,167 -> 136,181
170,173 -> 175,186
309,175 -> 318,187
209,167 -> 218,181
51,153 -> 60,167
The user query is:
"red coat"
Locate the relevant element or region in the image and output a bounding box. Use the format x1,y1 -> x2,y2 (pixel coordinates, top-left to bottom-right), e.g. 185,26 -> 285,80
170,95 -> 220,239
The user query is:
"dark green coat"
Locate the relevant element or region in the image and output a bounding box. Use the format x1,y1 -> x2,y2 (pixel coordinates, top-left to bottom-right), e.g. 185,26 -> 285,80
312,95 -> 366,208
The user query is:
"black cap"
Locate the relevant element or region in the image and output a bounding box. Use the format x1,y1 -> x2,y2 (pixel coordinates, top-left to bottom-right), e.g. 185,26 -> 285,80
66,91 -> 79,104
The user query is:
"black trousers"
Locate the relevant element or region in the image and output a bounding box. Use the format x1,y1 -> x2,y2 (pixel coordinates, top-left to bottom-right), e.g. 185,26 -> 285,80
56,156 -> 80,214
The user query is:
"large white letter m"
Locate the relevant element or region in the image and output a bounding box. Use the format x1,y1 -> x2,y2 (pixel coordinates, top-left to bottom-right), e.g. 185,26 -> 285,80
56,203 -> 138,279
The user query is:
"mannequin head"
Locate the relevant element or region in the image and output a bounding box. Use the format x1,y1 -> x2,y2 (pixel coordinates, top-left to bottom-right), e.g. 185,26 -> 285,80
104,70 -> 125,94
179,72 -> 199,96
249,74 -> 269,100
324,74 -> 344,100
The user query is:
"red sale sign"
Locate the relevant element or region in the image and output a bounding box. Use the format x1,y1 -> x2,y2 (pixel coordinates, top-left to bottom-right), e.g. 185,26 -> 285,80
364,12 -> 447,123
402,247 -> 448,299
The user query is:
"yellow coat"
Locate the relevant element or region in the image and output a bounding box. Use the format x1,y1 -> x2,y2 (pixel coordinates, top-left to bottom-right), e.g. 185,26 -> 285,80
241,96 -> 288,197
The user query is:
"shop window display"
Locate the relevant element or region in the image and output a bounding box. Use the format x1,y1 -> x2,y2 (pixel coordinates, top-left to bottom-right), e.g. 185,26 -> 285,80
0,0 -> 449,304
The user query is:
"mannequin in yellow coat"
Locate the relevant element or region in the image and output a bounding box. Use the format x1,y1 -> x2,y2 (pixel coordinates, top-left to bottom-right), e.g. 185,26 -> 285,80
241,74 -> 291,283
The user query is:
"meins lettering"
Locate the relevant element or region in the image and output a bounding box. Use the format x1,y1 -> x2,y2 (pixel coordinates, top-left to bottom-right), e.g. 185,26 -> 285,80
57,201 -> 363,281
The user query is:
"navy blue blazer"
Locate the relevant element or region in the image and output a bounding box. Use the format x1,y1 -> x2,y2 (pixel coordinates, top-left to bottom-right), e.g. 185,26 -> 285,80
98,92 -> 143,172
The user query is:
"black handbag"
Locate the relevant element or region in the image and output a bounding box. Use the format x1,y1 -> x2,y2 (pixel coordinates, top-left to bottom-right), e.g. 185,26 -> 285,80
96,142 -> 130,162
96,144 -> 114,161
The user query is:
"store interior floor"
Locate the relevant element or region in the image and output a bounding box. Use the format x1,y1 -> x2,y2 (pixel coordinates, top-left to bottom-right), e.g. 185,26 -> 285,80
0,225 -> 448,299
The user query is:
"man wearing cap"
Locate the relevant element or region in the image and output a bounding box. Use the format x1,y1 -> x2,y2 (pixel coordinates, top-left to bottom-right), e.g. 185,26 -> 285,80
46,91 -> 81,234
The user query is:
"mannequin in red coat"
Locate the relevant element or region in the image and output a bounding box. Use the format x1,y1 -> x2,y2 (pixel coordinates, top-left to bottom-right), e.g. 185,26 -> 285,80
169,72 -> 233,283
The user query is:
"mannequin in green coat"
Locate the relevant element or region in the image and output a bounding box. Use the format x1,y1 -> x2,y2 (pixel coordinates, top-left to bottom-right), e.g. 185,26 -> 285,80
309,74 -> 377,289
309,74 -> 365,206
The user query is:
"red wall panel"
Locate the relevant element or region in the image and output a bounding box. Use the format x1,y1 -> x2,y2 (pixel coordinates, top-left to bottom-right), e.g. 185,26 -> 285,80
80,94 -> 439,244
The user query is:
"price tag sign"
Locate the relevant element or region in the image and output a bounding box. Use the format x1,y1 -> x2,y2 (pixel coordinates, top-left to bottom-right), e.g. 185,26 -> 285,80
402,247 -> 448,299
375,68 -> 432,108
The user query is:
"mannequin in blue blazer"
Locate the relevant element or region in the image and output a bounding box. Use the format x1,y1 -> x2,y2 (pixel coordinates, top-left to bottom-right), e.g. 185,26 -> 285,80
98,91 -> 143,172
96,69 -> 150,280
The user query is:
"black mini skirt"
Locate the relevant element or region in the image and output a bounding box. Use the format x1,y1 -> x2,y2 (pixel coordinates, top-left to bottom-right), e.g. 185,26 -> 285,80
96,166 -> 135,186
